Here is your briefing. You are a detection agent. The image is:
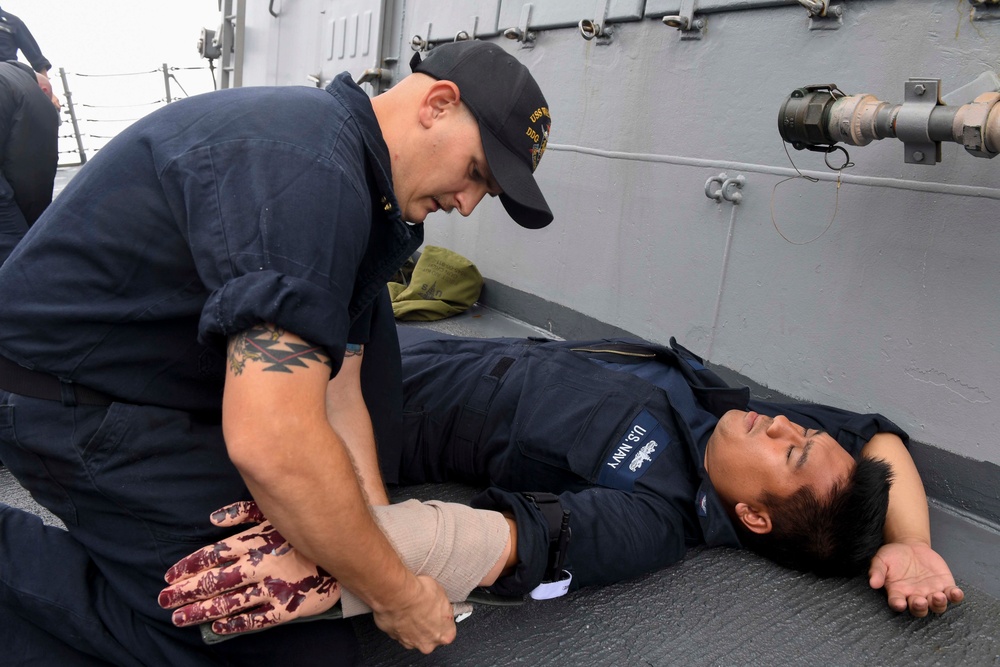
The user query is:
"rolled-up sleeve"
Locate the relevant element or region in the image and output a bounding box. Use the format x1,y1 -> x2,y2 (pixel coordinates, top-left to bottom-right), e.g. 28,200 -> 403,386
160,138 -> 371,371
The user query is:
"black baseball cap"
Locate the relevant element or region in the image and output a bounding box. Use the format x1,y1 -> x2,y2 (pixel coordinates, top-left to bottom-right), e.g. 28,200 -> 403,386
410,41 -> 553,229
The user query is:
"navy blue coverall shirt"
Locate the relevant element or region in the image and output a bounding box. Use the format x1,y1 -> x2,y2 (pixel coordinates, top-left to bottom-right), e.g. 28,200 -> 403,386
394,328 -> 908,598
0,10 -> 50,73
0,73 -> 420,667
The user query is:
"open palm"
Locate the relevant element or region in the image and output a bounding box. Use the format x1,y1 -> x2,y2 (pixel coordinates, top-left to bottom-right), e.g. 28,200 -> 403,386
868,541 -> 964,617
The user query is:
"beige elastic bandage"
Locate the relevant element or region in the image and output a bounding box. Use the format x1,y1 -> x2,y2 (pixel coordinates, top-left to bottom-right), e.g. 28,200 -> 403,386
340,499 -> 509,617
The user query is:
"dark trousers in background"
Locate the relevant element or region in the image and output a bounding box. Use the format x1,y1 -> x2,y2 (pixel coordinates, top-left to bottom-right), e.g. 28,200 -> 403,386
0,172 -> 28,264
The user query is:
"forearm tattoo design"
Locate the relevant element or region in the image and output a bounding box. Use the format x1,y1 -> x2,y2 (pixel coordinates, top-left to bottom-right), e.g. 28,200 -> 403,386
344,343 -> 364,358
228,324 -> 332,375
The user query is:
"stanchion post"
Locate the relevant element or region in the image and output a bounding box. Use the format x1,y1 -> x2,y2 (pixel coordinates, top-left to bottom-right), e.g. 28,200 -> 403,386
162,63 -> 172,103
58,67 -> 87,165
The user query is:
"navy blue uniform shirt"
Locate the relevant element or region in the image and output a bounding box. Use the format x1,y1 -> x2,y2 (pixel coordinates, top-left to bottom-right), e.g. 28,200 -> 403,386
0,10 -> 50,73
0,73 -> 422,411
396,330 -> 909,595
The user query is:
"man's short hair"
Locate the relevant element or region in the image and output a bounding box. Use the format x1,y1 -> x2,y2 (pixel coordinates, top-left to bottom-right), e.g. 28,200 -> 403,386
737,457 -> 893,577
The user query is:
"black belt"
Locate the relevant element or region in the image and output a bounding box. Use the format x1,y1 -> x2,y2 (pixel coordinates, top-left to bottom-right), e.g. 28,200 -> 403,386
0,354 -> 116,407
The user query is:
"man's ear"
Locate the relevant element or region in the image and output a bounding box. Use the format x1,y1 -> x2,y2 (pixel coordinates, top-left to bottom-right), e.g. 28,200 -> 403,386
418,80 -> 462,129
735,502 -> 772,535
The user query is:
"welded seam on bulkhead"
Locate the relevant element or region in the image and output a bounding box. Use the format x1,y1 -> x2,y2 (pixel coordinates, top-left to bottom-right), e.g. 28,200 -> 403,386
547,143 -> 1000,200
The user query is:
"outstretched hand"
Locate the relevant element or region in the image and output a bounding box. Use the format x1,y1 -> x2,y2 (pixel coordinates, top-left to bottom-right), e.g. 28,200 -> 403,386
868,540 -> 964,617
158,501 -> 341,637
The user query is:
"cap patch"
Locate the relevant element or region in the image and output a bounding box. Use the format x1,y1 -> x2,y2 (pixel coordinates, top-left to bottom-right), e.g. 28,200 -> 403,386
526,107 -> 551,172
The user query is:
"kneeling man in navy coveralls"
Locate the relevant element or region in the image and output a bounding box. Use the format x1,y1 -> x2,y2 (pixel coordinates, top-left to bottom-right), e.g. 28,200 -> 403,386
0,41 -> 553,666
159,328 -> 963,642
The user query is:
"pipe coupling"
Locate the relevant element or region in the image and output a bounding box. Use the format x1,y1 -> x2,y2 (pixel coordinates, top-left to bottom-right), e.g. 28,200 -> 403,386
952,92 -> 1000,158
828,94 -> 892,146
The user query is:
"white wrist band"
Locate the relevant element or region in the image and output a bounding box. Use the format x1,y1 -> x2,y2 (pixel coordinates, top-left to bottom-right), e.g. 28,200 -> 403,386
529,571 -> 572,600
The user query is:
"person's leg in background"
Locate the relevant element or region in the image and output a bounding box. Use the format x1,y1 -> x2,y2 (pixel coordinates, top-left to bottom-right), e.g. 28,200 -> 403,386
0,173 -> 27,264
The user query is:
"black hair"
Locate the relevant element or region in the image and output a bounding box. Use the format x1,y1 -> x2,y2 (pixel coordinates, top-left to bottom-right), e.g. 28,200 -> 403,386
736,457 -> 894,577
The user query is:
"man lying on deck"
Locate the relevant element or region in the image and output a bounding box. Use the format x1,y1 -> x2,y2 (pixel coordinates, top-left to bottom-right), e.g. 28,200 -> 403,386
160,327 -> 963,639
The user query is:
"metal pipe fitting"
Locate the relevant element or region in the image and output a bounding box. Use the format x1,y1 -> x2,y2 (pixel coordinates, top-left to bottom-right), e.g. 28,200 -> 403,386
778,86 -> 841,149
987,98 -> 1000,153
951,92 -> 1000,157
826,94 -> 893,146
779,78 -> 1000,163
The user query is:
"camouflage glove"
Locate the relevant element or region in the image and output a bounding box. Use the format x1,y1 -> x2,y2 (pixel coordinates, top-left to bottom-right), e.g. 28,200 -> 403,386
158,501 -> 341,638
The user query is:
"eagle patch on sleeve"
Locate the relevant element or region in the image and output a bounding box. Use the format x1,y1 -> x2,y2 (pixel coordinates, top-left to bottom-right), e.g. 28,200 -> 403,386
597,410 -> 671,492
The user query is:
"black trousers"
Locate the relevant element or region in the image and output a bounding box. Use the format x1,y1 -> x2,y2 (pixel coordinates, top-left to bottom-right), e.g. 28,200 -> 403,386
0,392 -> 360,666
0,289 -> 405,666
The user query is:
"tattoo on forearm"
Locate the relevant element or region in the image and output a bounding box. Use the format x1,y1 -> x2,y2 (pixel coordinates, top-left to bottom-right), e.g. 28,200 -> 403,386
229,324 -> 333,375
344,343 -> 364,358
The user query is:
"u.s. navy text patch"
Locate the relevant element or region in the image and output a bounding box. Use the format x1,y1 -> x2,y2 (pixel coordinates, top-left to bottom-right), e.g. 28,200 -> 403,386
597,410 -> 671,491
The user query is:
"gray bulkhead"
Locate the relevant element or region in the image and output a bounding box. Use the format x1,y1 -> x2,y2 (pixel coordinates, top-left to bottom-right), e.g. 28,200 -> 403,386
227,0 -> 1000,524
